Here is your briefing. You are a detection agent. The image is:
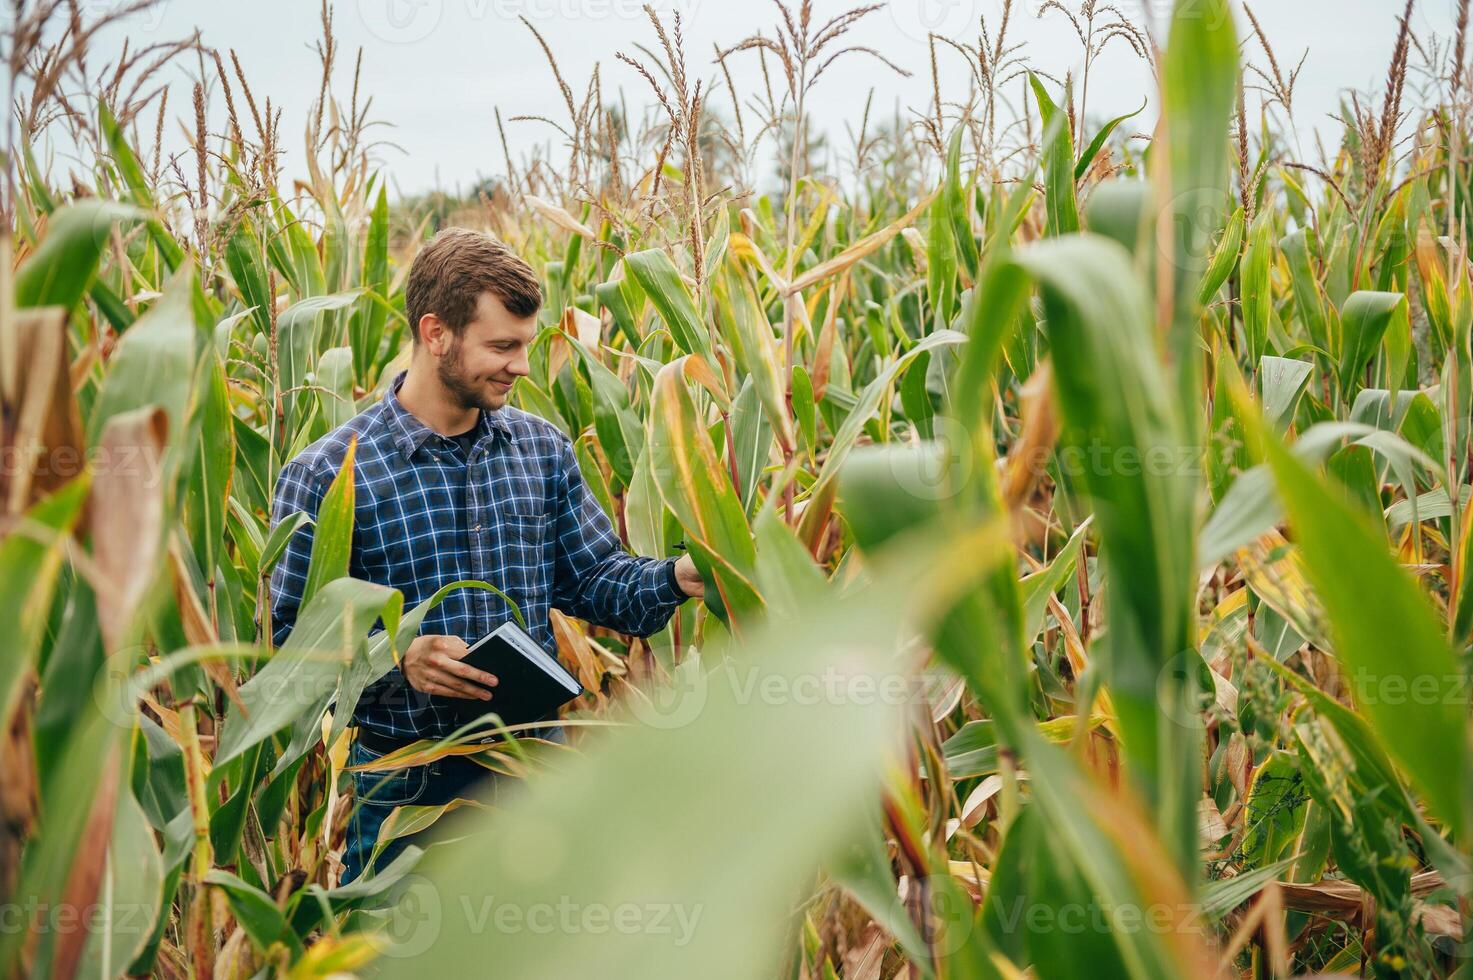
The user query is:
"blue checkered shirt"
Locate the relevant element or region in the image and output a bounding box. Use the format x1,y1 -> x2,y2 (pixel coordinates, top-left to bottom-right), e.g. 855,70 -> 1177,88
268,370 -> 687,741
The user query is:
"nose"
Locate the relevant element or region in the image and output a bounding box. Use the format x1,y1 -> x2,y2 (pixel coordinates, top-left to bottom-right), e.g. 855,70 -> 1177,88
507,351 -> 531,378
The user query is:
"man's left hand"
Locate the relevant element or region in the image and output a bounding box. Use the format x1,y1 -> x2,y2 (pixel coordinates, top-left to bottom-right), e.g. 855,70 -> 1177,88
673,554 -> 705,598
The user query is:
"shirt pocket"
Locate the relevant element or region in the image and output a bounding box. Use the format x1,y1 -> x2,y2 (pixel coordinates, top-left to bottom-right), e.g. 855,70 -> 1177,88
503,502 -> 550,544
501,506 -> 553,595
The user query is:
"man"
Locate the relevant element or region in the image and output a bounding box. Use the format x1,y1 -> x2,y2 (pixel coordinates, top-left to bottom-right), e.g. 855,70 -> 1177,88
269,227 -> 703,884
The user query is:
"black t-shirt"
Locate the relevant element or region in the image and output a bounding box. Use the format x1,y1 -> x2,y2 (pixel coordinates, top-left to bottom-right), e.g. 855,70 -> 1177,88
448,424 -> 479,460
447,425 -> 480,549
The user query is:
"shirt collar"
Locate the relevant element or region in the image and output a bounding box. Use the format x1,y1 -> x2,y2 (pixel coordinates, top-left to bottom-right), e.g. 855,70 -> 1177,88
383,370 -> 512,461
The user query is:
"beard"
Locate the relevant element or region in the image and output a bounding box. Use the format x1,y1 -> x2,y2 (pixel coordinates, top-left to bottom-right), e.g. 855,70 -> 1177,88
436,335 -> 506,414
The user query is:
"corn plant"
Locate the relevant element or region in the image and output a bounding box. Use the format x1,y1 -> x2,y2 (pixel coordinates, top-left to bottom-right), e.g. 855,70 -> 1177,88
1,0 -> 1471,977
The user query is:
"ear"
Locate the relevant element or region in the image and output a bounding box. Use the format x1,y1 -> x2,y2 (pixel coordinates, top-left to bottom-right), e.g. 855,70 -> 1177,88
419,314 -> 449,356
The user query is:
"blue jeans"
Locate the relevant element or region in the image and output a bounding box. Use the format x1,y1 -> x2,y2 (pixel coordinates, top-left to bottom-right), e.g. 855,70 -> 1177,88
339,724 -> 566,885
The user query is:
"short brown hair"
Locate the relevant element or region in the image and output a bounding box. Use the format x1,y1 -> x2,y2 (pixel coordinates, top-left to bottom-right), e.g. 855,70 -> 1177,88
404,228 -> 542,342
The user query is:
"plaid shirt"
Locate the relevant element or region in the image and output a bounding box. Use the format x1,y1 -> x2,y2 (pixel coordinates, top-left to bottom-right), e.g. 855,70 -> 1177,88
268,370 -> 687,741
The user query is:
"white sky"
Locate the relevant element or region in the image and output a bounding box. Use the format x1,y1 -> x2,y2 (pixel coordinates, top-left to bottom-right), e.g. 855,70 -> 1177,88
55,0 -> 1464,196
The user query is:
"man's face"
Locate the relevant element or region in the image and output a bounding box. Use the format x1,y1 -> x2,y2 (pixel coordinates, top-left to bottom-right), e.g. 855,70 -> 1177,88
432,292 -> 536,413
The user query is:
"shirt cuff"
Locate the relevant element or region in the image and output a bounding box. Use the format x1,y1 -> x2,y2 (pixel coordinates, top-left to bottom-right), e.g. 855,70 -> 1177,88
662,556 -> 687,602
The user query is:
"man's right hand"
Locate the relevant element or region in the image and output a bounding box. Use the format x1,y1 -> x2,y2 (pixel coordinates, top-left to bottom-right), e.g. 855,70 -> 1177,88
402,635 -> 499,700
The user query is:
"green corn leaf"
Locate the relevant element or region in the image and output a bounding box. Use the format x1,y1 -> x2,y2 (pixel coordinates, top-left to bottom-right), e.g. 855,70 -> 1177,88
648,356 -> 760,623
624,248 -> 711,356
1075,97 -> 1147,182
1196,205 -> 1245,307
98,99 -> 185,270
1028,74 -> 1081,237
1240,212 -> 1276,365
15,199 -> 139,309
1336,291 -> 1405,400
1234,378 -> 1469,838
299,435 -> 358,608
215,577 -> 401,769
353,184 -> 391,383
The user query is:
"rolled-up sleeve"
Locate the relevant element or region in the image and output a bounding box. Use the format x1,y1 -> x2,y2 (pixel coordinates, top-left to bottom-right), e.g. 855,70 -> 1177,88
550,435 -> 687,636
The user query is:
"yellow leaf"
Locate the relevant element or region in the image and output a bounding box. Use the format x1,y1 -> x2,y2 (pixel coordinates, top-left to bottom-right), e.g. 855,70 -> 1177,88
523,194 -> 596,238
786,191 -> 936,296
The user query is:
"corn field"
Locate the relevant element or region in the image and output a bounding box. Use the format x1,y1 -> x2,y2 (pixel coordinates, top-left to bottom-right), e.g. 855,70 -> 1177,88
1,0 -> 1471,976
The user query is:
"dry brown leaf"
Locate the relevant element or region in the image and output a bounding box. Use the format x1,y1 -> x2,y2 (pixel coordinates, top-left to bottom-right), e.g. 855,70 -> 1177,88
167,541 -> 248,719
1219,880 -> 1288,975
955,772 -> 1031,836
809,273 -> 847,401
544,326 -> 572,386
141,690 -> 182,742
0,674 -> 38,902
91,406 -> 168,652
1279,871 -> 1445,920
1198,795 -> 1229,844
1001,363 -> 1058,513
52,747 -> 122,980
1416,899 -> 1463,939
675,353 -> 731,411
1225,731 -> 1253,798
2,306 -> 84,517
839,921 -> 888,980
551,609 -> 606,708
560,305 -> 603,359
